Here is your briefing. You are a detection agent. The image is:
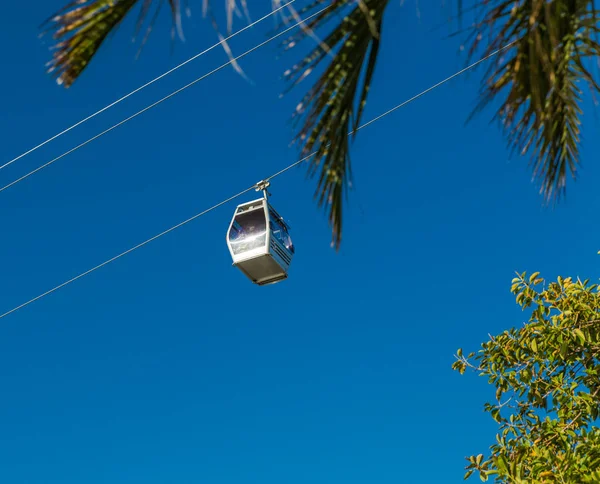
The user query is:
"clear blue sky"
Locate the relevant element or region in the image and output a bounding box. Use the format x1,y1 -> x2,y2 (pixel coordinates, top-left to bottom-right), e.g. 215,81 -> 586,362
1,1 -> 599,483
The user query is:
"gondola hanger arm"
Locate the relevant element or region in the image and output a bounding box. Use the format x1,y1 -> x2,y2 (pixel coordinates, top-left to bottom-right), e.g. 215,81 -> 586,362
255,180 -> 271,199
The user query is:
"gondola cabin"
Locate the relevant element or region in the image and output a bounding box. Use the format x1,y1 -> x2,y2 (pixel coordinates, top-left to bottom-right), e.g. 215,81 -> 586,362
226,197 -> 294,285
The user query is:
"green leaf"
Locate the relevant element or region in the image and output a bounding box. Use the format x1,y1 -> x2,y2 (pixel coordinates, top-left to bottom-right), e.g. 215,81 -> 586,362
282,0 -> 390,249
560,341 -> 568,358
496,455 -> 508,473
530,338 -> 538,353
574,328 -> 586,345
41,0 -> 175,87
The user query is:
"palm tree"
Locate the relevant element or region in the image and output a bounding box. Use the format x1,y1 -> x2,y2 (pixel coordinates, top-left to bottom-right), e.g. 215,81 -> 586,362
41,0 -> 600,248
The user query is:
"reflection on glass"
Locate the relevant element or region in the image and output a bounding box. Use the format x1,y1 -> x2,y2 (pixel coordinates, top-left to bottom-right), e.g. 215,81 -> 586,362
229,209 -> 267,255
269,210 -> 294,254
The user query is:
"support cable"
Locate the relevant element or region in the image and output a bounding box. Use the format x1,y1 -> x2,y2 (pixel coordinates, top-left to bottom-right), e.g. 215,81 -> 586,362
0,4 -> 327,195
0,41 -> 514,320
0,1 -> 296,173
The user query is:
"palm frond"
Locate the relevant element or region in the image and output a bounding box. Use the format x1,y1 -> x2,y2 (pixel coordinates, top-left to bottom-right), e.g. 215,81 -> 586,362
283,0 -> 389,249
42,0 -> 182,87
43,0 -> 258,87
463,0 -> 600,200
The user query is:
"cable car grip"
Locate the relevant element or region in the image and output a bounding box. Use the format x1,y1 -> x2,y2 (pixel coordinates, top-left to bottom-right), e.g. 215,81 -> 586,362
255,180 -> 271,199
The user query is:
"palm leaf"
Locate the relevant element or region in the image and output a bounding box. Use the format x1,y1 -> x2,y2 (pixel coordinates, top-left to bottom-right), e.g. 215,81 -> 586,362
43,0 -> 389,248
463,0 -> 600,200
42,0 -> 182,87
282,0 -> 389,249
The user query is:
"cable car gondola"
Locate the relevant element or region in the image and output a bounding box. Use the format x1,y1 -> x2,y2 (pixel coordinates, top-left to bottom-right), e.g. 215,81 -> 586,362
226,181 -> 294,285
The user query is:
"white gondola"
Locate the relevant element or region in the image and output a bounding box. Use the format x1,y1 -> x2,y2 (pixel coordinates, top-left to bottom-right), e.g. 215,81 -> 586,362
226,182 -> 294,285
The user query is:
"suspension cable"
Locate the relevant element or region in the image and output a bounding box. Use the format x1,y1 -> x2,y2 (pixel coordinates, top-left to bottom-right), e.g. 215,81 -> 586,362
0,42 -> 514,321
0,4 -> 328,195
0,1 -> 296,173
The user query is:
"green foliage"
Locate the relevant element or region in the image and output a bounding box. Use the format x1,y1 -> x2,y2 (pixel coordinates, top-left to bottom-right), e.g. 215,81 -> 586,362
281,0 -> 388,248
453,271 -> 600,483
464,0 -> 600,201
39,0 -> 600,247
41,0 -> 387,249
42,0 -> 183,87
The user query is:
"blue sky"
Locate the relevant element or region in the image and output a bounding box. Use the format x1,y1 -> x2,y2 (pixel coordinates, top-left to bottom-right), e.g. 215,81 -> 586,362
1,1 -> 599,483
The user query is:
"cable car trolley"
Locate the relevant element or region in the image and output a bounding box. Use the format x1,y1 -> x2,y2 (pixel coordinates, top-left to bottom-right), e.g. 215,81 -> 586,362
226,181 -> 295,285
